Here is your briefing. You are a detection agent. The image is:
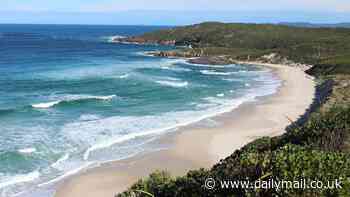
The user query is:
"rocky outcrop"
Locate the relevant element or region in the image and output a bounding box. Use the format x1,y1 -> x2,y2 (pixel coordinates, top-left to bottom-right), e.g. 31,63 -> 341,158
147,50 -> 313,68
159,40 -> 176,45
188,56 -> 235,65
146,50 -> 235,65
111,36 -> 176,46
146,51 -> 181,57
145,50 -> 201,58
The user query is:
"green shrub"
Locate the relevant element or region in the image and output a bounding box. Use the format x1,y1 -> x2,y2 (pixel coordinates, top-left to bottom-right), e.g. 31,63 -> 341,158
117,170 -> 173,197
139,22 -> 350,68
117,106 -> 350,197
281,106 -> 350,152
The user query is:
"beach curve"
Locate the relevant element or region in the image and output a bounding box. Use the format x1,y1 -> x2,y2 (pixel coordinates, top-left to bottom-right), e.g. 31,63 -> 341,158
54,62 -> 315,197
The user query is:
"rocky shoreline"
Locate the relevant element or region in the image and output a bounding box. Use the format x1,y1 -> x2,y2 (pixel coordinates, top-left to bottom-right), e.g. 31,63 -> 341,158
112,36 -> 312,70
145,50 -> 313,70
112,36 -> 176,46
145,50 -> 234,65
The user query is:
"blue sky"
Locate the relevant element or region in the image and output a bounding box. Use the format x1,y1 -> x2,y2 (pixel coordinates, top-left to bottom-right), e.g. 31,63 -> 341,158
1,0 -> 350,25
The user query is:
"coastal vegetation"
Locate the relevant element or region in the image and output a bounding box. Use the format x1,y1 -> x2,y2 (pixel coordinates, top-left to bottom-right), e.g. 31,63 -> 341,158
115,22 -> 350,72
116,22 -> 350,196
118,106 -> 350,197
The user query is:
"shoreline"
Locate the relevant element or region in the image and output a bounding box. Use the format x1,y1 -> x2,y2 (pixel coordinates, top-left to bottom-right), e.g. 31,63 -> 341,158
54,62 -> 315,197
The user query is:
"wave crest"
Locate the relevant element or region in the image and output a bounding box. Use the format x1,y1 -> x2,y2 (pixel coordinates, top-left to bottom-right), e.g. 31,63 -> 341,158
155,80 -> 189,88
17,148 -> 37,154
32,101 -> 61,109
0,171 -> 40,189
51,153 -> 70,170
31,95 -> 117,109
200,70 -> 234,76
104,35 -> 126,43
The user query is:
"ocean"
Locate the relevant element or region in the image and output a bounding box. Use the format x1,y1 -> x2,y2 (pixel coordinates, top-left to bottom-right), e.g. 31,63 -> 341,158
0,24 -> 281,196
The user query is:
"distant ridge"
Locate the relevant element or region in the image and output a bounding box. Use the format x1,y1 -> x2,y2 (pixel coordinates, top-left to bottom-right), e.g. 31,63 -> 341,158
279,22 -> 350,28
116,22 -> 350,75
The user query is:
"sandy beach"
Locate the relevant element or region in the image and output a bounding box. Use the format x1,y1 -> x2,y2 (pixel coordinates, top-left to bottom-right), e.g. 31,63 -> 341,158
55,62 -> 315,197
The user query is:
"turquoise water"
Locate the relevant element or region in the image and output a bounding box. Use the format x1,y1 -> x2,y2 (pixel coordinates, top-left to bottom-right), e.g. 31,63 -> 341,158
0,24 -> 281,196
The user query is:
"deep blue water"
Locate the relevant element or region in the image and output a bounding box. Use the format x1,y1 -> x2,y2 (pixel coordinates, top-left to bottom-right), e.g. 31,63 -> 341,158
0,24 -> 280,196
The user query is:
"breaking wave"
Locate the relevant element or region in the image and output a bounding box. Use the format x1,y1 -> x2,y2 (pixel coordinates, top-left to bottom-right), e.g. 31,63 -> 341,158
31,95 -> 117,109
155,80 -> 189,88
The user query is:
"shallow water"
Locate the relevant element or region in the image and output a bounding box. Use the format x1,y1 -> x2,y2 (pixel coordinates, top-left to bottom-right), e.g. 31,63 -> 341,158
0,24 -> 281,196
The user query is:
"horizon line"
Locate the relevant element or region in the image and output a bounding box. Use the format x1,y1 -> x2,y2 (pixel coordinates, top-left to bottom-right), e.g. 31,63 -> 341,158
0,21 -> 349,26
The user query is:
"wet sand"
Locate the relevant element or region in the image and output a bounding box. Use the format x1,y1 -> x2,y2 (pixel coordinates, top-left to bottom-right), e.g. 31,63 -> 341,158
55,63 -> 315,197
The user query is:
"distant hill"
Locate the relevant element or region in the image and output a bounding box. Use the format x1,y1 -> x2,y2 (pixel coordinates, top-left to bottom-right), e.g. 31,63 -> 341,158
127,22 -> 350,75
279,22 -> 350,28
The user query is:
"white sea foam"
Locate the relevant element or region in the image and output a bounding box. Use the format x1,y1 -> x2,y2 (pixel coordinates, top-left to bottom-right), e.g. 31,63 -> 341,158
31,101 -> 60,109
79,114 -> 101,121
222,78 -> 243,82
160,65 -> 191,72
18,148 -> 36,154
105,35 -> 126,43
200,70 -> 234,76
83,130 -> 165,160
162,77 -> 181,81
58,73 -> 282,171
158,59 -> 192,72
65,85 -> 277,161
38,162 -> 93,187
195,103 -> 217,109
31,95 -> 116,109
62,113 -> 203,161
160,66 -> 171,70
217,93 -> 225,97
162,58 -> 187,64
79,96 -> 254,160
117,74 -> 129,79
183,61 -> 236,68
155,80 -> 189,88
136,51 -> 155,57
93,95 -> 116,100
32,67 -> 282,191
0,171 -> 40,189
51,153 -> 70,170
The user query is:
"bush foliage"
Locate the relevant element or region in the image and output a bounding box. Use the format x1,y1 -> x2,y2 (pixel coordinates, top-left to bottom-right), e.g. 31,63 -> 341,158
140,22 -> 350,73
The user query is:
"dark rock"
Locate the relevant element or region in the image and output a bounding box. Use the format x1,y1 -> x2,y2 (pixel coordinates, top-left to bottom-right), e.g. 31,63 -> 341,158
112,36 -> 176,46
188,56 -> 232,65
